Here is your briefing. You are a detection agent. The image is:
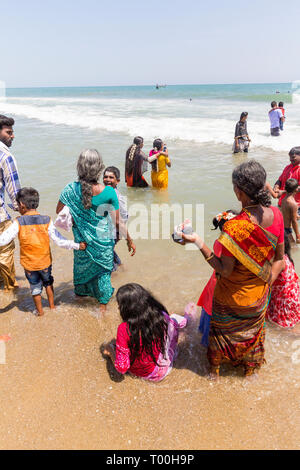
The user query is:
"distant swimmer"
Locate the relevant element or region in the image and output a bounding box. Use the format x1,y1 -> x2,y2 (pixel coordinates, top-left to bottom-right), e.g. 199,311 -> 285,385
269,101 -> 284,136
278,101 -> 285,131
233,112 -> 251,153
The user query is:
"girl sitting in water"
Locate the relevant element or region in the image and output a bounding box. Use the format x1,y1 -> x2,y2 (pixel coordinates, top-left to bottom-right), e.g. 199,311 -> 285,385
149,138 -> 171,190
103,283 -> 193,382
198,210 -> 237,347
266,233 -> 300,328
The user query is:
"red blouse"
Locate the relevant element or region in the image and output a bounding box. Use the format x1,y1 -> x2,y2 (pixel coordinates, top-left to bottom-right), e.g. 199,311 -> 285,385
114,322 -> 161,377
216,206 -> 284,257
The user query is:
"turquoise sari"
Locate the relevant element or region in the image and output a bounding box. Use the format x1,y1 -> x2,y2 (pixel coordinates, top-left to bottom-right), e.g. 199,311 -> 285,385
60,182 -> 119,304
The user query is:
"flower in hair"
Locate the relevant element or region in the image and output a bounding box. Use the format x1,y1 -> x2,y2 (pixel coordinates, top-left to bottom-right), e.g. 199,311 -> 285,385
215,211 -> 236,223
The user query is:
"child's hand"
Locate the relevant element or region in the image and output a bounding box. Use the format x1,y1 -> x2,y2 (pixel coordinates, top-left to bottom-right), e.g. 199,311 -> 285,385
79,242 -> 87,250
127,239 -> 136,256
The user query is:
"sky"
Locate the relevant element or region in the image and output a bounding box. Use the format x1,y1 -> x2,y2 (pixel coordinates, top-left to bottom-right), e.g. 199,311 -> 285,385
2,0 -> 300,88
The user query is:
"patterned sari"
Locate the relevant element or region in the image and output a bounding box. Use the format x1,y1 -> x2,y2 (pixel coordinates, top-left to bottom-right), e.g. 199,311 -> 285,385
60,182 -> 115,304
207,210 -> 278,375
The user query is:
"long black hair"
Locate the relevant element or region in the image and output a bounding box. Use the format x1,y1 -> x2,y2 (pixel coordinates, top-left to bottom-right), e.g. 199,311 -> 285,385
232,159 -> 271,207
116,283 -> 169,365
125,136 -> 144,180
151,138 -> 163,172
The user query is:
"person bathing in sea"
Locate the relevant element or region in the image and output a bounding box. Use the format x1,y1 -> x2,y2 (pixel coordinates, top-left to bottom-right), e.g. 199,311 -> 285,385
273,147 -> 300,214
278,101 -> 285,131
269,101 -> 284,136
103,283 -> 193,382
233,112 -> 251,153
125,136 -> 157,188
0,187 -> 86,316
197,210 -> 237,347
150,139 -> 171,189
281,178 -> 300,244
103,166 -> 136,271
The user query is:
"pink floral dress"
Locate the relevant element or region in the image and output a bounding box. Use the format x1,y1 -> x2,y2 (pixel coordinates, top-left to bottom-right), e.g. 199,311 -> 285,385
266,254 -> 300,328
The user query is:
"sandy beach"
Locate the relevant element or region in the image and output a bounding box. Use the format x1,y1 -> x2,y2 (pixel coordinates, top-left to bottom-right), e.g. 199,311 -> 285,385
1,239 -> 299,450
0,84 -> 300,450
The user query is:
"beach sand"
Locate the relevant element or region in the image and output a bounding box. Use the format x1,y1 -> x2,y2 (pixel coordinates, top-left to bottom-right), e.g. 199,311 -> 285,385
0,240 -> 299,450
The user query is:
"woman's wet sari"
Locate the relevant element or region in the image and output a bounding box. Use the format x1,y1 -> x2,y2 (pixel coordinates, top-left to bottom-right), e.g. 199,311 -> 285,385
60,182 -> 115,304
207,210 -> 278,374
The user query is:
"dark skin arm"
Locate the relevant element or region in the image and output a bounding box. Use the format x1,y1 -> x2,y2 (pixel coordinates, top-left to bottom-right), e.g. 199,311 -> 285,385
291,204 -> 300,241
178,231 -> 284,284
110,209 -> 136,256
56,200 -> 65,214
177,233 -> 236,278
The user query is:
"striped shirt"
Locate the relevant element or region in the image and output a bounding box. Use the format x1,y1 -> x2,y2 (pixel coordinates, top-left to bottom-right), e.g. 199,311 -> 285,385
0,141 -> 21,223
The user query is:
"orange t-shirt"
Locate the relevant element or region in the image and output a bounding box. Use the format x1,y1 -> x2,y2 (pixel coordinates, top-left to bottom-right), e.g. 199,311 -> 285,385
17,210 -> 52,271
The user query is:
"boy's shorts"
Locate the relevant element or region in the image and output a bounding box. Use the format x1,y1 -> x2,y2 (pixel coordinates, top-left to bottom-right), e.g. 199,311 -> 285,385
24,265 -> 54,296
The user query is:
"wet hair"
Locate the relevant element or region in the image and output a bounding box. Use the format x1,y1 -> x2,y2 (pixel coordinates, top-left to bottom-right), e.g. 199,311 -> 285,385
232,159 -> 271,207
278,101 -> 284,107
153,138 -> 163,151
212,210 -> 238,231
116,283 -> 169,366
16,187 -> 39,210
151,138 -> 164,171
289,146 -> 300,157
240,112 -> 248,121
77,149 -> 105,210
104,166 -> 120,180
285,178 -> 298,194
271,101 -> 277,108
125,136 -> 144,179
0,115 -> 14,130
284,232 -> 294,265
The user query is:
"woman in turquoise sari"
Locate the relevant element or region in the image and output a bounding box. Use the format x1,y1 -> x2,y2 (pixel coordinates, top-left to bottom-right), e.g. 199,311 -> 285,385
56,149 -> 135,313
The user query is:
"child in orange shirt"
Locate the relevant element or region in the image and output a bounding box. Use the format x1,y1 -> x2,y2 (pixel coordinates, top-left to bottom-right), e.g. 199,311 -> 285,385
0,187 -> 86,315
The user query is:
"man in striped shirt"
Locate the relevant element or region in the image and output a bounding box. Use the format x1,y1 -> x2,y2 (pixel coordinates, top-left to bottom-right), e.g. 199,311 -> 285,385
0,115 -> 21,291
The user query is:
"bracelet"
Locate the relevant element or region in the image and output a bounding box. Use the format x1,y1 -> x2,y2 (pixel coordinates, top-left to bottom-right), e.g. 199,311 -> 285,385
205,253 -> 214,262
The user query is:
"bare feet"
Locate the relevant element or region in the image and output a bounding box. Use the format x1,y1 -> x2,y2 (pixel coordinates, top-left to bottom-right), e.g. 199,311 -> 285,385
208,366 -> 220,381
99,304 -> 107,314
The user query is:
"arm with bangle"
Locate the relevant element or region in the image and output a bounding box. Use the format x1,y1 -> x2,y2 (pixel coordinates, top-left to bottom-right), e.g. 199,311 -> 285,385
188,234 -> 236,278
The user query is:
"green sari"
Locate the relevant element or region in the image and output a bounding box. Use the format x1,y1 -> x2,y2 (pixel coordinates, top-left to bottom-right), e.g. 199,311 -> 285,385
60,182 -> 119,304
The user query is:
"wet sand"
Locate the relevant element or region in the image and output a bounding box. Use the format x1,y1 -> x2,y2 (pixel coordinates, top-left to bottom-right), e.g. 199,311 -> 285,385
0,241 -> 299,450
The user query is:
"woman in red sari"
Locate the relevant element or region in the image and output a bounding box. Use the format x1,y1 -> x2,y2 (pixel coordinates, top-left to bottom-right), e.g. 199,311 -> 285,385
178,160 -> 285,377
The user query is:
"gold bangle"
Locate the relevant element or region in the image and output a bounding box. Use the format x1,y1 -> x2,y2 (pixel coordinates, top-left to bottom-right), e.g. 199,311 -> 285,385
205,253 -> 214,262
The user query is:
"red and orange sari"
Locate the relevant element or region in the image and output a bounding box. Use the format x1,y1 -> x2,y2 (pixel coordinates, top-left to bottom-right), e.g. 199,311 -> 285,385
207,210 -> 278,375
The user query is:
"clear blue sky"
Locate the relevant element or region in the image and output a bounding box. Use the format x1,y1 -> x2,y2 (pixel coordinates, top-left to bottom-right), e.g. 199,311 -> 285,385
2,0 -> 300,87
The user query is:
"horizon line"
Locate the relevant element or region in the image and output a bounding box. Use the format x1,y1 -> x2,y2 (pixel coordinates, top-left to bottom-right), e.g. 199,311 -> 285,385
5,81 -> 292,90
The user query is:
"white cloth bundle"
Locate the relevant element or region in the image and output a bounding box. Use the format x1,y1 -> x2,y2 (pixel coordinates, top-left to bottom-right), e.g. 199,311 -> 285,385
54,205 -> 73,232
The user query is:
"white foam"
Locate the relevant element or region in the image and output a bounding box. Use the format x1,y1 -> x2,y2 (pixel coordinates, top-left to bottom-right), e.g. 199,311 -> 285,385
1,96 -> 299,152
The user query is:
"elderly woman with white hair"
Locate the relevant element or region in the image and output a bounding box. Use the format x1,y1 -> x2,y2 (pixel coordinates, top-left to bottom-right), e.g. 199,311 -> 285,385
57,149 -> 135,313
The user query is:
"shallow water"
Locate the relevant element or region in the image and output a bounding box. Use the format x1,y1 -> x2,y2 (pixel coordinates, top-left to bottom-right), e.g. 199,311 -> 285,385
0,85 -> 299,449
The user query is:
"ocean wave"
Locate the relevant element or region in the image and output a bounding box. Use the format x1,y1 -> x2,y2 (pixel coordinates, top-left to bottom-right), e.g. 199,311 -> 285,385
0,100 -> 299,152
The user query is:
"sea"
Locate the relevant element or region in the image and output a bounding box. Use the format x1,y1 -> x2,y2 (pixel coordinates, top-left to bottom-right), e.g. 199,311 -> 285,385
0,83 -> 299,449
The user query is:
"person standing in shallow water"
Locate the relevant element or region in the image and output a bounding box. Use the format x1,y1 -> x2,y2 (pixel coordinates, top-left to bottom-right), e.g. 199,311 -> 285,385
176,160 -> 284,378
0,115 -> 21,291
125,136 -> 157,188
269,101 -> 284,136
150,138 -> 171,190
233,112 -> 251,153
57,149 -> 135,314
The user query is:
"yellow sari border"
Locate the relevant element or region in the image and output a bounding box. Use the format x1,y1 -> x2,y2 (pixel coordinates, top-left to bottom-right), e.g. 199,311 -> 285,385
219,232 -> 272,283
